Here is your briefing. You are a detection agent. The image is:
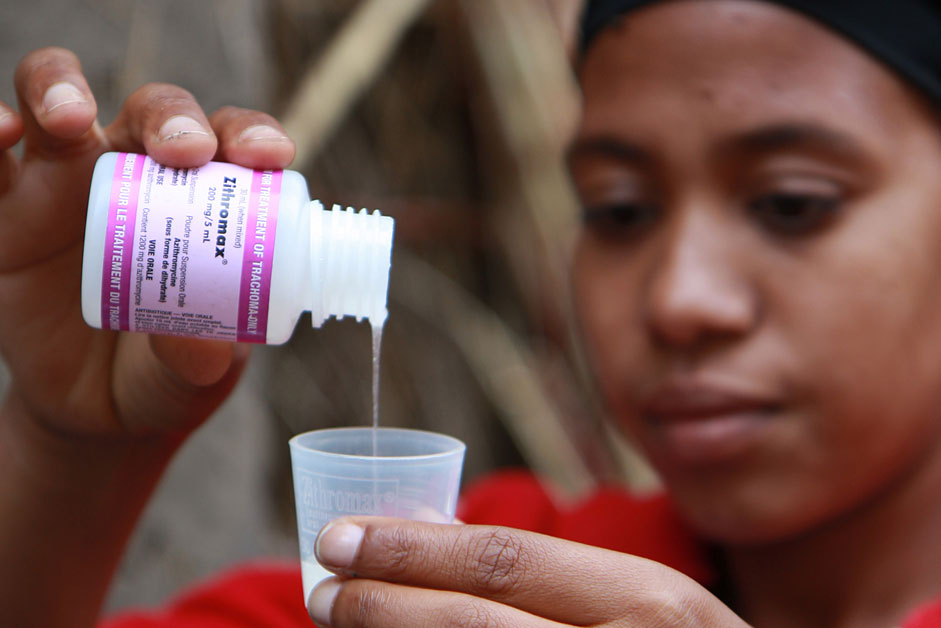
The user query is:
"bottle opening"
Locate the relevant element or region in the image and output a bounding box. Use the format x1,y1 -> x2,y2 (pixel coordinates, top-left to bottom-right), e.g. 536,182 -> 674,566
308,201 -> 394,328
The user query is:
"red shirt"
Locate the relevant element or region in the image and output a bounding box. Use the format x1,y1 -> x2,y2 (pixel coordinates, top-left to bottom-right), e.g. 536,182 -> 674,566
101,470 -> 941,628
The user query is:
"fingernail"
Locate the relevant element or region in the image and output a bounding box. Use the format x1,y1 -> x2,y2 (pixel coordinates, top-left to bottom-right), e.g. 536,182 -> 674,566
308,578 -> 341,627
238,124 -> 287,142
316,521 -> 364,569
157,115 -> 209,142
42,82 -> 86,114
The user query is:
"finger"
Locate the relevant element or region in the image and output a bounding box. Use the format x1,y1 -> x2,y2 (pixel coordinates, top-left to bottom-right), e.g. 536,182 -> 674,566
0,102 -> 23,193
105,83 -> 217,169
111,333 -> 250,433
148,335 -> 247,388
308,577 -> 566,628
0,101 -> 24,148
315,518 -> 668,625
208,106 -> 295,170
13,47 -> 100,157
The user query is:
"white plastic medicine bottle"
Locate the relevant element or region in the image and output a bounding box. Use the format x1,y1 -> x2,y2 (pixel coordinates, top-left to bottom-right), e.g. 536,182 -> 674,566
82,152 -> 394,344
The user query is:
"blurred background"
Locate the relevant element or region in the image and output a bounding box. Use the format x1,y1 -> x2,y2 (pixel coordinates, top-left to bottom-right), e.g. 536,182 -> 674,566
0,0 -> 656,614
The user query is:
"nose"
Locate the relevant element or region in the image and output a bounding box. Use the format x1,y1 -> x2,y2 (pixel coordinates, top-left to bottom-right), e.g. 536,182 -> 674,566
645,209 -> 757,349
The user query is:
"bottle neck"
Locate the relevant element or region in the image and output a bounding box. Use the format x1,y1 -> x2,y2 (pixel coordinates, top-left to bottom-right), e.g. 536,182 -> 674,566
308,201 -> 394,328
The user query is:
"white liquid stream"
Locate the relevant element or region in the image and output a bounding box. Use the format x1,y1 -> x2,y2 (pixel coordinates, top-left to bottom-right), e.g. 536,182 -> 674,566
371,321 -> 383,454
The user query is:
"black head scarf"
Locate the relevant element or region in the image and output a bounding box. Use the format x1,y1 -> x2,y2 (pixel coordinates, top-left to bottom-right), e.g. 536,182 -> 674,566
580,0 -> 941,106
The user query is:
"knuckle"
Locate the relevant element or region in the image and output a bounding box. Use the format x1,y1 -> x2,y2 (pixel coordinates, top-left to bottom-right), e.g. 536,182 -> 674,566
465,527 -> 528,597
367,524 -> 415,578
625,578 -> 702,627
213,105 -> 244,116
20,46 -> 77,70
131,83 -> 198,112
209,106 -> 278,133
208,105 -> 246,124
642,597 -> 697,627
16,47 -> 81,88
341,582 -> 393,627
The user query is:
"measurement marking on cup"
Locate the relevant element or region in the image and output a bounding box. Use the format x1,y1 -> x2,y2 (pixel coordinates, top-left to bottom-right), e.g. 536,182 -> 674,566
296,470 -> 398,534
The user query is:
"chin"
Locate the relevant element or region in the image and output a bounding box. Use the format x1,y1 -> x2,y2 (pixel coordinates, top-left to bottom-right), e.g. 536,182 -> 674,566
658,465 -> 833,547
675,501 -> 805,546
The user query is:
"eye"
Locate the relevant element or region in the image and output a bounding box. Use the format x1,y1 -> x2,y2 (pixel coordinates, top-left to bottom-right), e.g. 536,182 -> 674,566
747,193 -> 840,236
582,203 -> 659,239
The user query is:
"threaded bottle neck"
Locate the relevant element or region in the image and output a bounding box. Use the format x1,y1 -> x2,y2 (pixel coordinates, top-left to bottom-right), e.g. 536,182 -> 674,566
308,201 -> 394,327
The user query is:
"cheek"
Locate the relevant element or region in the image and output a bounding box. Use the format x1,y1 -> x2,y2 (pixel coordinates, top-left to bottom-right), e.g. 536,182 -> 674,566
796,278 -> 941,464
706,242 -> 941,541
783,211 -> 941,446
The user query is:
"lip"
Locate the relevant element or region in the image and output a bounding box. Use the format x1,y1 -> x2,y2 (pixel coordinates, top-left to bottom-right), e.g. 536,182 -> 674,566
639,378 -> 781,466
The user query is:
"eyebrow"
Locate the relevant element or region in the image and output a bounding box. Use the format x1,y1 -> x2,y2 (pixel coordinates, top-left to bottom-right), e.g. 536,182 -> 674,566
720,123 -> 871,163
566,136 -> 652,166
567,123 -> 872,168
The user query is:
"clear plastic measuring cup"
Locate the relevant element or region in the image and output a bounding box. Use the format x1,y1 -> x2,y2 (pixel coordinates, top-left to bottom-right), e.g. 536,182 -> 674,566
289,427 -> 466,606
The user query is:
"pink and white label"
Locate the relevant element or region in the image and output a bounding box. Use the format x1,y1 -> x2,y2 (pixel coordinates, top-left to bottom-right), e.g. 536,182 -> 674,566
100,153 -> 281,342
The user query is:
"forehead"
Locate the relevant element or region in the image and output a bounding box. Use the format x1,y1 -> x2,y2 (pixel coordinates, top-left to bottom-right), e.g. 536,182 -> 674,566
577,0 -> 915,145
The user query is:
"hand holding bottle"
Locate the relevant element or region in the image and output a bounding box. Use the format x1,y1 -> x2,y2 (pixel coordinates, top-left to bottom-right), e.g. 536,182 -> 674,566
0,46 -> 295,628
0,46 -> 296,437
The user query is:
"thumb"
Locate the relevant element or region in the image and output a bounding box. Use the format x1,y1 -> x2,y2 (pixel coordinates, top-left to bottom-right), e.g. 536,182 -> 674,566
112,333 -> 251,434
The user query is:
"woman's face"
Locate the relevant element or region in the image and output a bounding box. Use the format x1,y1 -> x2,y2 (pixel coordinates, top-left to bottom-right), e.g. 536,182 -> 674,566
571,0 -> 941,543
